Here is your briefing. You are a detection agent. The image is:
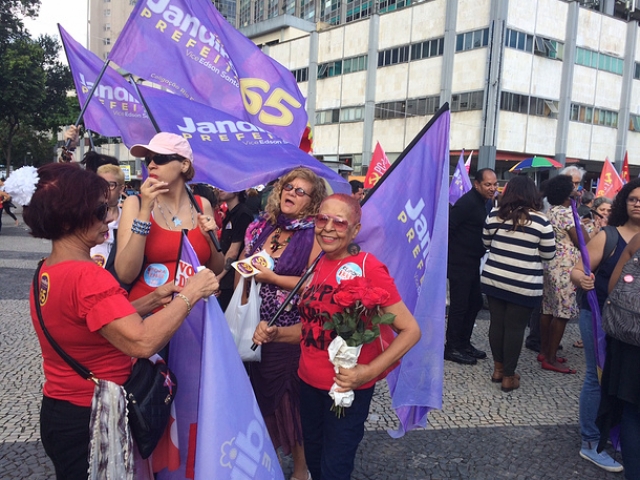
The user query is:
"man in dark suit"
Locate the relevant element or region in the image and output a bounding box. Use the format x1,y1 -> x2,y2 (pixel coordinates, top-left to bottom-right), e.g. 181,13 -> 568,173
445,168 -> 498,365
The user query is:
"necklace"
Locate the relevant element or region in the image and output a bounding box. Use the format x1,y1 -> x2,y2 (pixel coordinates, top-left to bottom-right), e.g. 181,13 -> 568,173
270,227 -> 291,252
157,201 -> 195,231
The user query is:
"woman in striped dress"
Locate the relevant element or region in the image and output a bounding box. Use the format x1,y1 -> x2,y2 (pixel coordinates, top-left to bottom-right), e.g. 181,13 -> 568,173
481,176 -> 556,392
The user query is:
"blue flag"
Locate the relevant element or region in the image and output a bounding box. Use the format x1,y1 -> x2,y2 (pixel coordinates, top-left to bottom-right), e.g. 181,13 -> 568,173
358,107 -> 450,436
448,150 -> 472,205
137,85 -> 349,193
156,233 -> 283,478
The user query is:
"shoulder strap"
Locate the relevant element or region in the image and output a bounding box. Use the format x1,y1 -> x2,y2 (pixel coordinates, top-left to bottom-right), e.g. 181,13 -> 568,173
32,260 -> 98,384
601,226 -> 620,264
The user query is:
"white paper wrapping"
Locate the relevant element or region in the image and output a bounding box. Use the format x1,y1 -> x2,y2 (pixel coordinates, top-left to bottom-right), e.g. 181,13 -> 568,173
328,336 -> 362,409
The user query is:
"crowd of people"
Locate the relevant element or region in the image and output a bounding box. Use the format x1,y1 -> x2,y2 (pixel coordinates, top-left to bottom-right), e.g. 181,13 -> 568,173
19,131 -> 419,480
448,164 -> 639,478
6,125 -> 636,479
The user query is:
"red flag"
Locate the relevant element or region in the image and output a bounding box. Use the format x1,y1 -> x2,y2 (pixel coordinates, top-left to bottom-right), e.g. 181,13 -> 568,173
622,151 -> 630,183
596,158 -> 624,198
364,142 -> 391,189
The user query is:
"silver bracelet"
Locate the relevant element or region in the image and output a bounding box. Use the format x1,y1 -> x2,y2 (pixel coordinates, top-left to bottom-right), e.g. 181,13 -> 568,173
131,218 -> 151,236
175,293 -> 192,315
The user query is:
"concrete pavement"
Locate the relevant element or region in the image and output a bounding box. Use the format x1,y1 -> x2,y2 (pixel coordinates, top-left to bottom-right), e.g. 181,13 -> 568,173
0,209 -> 624,479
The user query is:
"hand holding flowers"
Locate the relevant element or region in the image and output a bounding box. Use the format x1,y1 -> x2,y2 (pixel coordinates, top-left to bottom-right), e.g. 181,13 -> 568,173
322,277 -> 396,417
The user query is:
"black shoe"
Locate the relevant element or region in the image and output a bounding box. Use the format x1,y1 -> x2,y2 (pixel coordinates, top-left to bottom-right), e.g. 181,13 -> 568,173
464,345 -> 487,359
444,349 -> 477,365
525,342 -> 540,353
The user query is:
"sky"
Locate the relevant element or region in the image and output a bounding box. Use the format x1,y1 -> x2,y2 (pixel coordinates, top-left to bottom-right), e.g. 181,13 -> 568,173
22,0 -> 89,64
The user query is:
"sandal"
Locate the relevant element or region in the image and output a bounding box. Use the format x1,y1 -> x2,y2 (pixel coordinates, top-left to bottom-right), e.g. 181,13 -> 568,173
537,354 -> 567,364
541,360 -> 576,374
573,340 -> 584,348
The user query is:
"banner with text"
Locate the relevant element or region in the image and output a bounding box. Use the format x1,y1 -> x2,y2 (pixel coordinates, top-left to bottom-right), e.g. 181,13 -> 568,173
108,0 -> 307,146
59,25 -> 157,146
137,85 -> 349,193
358,106 -> 450,435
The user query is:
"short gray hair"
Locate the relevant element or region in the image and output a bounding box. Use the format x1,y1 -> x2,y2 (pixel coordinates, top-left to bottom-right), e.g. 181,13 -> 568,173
559,165 -> 586,180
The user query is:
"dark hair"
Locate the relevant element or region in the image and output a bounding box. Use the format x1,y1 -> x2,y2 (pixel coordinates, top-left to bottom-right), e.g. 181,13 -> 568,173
545,174 -> 574,206
190,183 -> 218,208
474,168 -> 495,183
321,193 -> 362,224
497,176 -> 542,229
23,163 -> 109,240
81,151 -> 119,173
581,191 -> 594,205
608,178 -> 640,227
349,180 -> 364,194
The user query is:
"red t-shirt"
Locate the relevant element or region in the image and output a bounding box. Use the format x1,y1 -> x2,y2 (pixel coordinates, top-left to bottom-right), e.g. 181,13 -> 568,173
30,260 -> 137,407
128,196 -> 211,302
297,252 -> 401,391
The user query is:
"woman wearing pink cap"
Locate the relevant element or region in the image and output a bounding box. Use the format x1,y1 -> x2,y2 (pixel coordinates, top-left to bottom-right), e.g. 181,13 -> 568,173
115,132 -> 224,305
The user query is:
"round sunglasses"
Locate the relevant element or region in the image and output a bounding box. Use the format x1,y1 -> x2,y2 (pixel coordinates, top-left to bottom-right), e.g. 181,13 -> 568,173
283,183 -> 310,197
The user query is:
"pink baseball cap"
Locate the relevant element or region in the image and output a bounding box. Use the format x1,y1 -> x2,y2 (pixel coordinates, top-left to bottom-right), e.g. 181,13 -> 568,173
130,132 -> 194,163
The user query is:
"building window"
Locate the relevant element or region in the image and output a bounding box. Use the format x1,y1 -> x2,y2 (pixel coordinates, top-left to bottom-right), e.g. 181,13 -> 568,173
320,0 -> 341,25
500,92 -> 558,118
104,0 -> 111,2
576,47 -> 623,75
346,0 -> 372,23
504,29 -> 534,53
635,62 -> 640,80
374,95 -> 439,119
291,67 -> 309,83
378,45 -> 410,67
534,36 -> 563,60
104,9 -> 111,16
342,55 -> 367,74
570,103 -> 618,127
103,38 -> 111,45
410,37 -> 444,60
340,106 -> 364,122
104,23 -> 111,31
379,0 -> 411,14
630,114 -> 640,131
455,28 -> 489,52
316,109 -> 340,125
450,91 -> 484,112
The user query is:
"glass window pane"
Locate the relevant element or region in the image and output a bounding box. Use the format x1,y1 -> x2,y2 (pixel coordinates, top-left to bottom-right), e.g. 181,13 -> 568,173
378,52 -> 384,67
591,52 -> 599,68
483,28 -> 489,46
392,48 -> 399,64
571,104 -> 579,121
464,32 -> 472,50
526,34 -> 533,52
585,107 -> 593,123
430,40 -> 438,57
384,50 -> 391,65
411,43 -> 421,60
517,32 -> 525,50
576,47 -> 584,65
473,30 -> 483,48
456,34 -> 464,52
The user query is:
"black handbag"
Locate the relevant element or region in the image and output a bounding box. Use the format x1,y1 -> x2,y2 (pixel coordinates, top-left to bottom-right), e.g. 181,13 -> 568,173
602,249 -> 640,347
32,260 -> 177,459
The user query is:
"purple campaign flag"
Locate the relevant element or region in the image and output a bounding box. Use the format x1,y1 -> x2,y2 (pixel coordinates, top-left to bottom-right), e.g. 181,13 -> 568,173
108,0 -> 307,147
448,150 -> 472,205
137,85 -> 349,193
570,200 -> 606,373
194,280 -> 283,479
58,25 -> 157,146
358,106 -> 450,436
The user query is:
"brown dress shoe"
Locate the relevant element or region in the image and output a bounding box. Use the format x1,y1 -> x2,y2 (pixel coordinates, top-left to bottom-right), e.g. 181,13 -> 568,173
491,362 -> 504,383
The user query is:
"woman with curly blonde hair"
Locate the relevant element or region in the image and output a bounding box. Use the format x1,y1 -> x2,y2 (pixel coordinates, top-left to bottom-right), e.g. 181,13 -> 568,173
237,167 -> 326,480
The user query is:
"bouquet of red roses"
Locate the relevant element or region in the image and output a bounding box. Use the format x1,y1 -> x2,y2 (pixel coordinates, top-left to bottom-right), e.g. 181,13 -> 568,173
322,277 -> 396,416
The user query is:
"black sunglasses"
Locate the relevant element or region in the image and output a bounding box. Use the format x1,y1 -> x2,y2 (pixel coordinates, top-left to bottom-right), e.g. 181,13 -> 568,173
144,154 -> 183,167
94,203 -> 109,222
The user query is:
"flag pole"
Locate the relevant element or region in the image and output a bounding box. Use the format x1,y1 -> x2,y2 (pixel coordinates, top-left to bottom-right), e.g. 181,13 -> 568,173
132,79 -> 222,252
127,77 -> 161,133
361,103 -> 450,206
250,252 -> 324,351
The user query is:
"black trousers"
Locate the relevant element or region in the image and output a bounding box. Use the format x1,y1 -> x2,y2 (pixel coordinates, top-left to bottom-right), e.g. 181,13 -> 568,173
446,266 -> 483,350
40,396 -> 91,480
487,296 -> 532,376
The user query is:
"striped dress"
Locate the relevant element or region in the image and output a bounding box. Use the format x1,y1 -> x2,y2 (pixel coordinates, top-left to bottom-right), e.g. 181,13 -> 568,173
481,208 -> 556,308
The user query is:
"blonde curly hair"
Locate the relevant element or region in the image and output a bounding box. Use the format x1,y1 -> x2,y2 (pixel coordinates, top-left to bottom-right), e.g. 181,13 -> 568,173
264,168 -> 327,224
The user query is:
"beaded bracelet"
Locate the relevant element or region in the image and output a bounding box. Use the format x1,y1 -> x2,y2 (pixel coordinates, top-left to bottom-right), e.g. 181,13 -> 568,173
131,218 -> 152,236
175,293 -> 192,315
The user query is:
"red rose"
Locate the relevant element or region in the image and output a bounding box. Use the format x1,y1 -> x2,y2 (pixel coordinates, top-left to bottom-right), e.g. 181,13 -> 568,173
361,287 -> 390,310
333,289 -> 359,307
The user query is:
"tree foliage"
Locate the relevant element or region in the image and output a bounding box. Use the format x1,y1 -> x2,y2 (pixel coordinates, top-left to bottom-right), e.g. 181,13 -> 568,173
0,0 -> 76,173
